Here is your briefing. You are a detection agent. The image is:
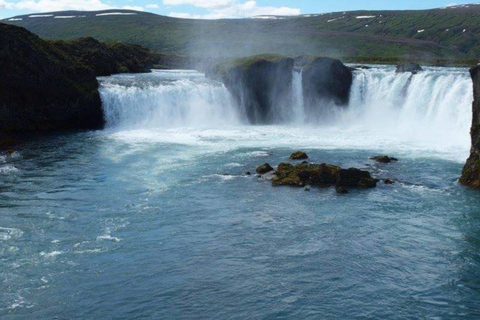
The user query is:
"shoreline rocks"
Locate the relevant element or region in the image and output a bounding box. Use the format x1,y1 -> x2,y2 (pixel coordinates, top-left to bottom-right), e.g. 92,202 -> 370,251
0,23 -> 103,132
460,65 -> 480,188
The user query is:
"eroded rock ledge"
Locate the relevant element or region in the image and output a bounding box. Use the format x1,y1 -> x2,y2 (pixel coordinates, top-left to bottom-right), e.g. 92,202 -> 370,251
0,23 -> 157,133
0,23 -> 103,132
207,55 -> 352,124
207,55 -> 294,123
460,65 -> 480,188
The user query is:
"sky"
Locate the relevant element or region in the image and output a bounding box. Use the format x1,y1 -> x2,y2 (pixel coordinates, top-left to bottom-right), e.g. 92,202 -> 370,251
0,0 -> 477,19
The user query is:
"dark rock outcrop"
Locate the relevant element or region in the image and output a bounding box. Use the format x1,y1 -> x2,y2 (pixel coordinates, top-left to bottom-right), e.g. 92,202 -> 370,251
396,63 -> 423,74
256,163 -> 274,175
0,23 -> 103,132
371,155 -> 399,163
53,37 -> 155,76
302,57 -> 353,116
336,168 -> 377,188
460,65 -> 480,188
290,151 -> 309,160
271,162 -> 376,190
208,55 -> 294,123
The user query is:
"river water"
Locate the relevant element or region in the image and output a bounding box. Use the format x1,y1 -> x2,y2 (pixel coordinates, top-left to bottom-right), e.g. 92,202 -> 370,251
1,68 -> 479,318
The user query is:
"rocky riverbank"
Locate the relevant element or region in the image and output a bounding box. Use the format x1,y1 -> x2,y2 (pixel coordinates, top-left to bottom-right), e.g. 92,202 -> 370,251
0,23 -> 157,134
460,65 -> 480,188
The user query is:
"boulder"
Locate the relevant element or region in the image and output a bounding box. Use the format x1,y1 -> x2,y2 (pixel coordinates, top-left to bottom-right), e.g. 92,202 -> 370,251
302,57 -> 353,116
0,23 -> 103,132
396,63 -> 423,74
256,163 -> 274,175
384,179 -> 395,185
370,155 -> 399,163
336,168 -> 377,189
208,55 -> 294,124
460,65 -> 480,188
290,151 -> 309,160
272,163 -> 341,187
336,186 -> 349,194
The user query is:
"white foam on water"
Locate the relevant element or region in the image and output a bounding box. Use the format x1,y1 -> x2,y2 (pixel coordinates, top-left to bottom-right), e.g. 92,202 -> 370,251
0,227 -> 23,241
39,251 -> 63,258
0,165 -> 19,174
96,235 -> 121,242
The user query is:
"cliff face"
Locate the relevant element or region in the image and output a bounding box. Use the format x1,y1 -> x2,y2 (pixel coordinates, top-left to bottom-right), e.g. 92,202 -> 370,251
460,66 -> 480,188
52,37 -> 155,76
302,57 -> 353,118
209,55 -> 295,124
0,23 -> 103,132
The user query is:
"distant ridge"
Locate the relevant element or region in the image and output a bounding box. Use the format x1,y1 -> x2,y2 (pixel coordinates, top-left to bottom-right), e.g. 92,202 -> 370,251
3,5 -> 480,62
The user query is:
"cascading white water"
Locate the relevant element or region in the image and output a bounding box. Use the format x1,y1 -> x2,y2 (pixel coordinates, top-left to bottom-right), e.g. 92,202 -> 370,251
100,70 -> 242,129
346,66 -> 472,148
99,67 -> 472,151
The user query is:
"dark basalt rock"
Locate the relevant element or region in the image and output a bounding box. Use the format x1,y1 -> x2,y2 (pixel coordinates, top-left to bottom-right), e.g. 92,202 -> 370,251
460,65 -> 480,188
272,163 -> 341,187
290,151 -> 309,160
52,37 -> 156,76
256,163 -> 274,175
384,179 -> 395,184
396,63 -> 423,74
336,186 -> 349,194
208,55 -> 294,124
302,57 -> 353,116
336,168 -> 377,189
0,23 -> 103,132
271,162 -> 376,190
371,155 -> 399,163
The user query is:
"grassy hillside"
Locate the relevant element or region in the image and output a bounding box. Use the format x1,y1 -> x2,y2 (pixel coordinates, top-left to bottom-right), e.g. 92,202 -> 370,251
3,5 -> 480,64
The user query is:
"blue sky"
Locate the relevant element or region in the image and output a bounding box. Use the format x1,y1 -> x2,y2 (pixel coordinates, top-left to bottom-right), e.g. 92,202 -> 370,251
0,0 -> 476,19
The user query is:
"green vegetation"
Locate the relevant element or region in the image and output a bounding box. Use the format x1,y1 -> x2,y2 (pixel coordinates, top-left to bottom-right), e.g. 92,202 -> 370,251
208,54 -> 285,78
52,37 -> 156,76
4,6 -> 480,64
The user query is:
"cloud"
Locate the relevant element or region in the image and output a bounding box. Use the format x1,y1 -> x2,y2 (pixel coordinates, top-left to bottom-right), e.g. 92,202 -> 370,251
166,0 -> 301,19
0,0 -> 145,13
146,3 -> 160,9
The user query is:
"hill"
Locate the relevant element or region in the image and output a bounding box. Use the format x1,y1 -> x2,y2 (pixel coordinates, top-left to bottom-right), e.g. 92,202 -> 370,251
3,5 -> 480,64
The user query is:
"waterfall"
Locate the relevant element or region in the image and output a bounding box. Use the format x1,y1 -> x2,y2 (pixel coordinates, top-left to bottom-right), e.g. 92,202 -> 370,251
99,67 -> 472,149
99,70 -> 242,129
346,66 -> 472,147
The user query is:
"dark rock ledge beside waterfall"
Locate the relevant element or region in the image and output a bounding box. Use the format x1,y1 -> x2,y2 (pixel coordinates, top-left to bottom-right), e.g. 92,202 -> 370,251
0,23 -> 156,134
460,65 -> 480,188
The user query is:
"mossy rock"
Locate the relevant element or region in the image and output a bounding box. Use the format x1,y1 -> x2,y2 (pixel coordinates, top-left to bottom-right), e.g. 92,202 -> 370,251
336,168 -> 377,188
256,163 -> 274,175
272,163 -> 341,187
290,151 -> 309,160
371,155 -> 399,163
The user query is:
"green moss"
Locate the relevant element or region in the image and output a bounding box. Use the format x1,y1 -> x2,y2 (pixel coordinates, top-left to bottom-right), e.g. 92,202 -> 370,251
210,54 -> 286,78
